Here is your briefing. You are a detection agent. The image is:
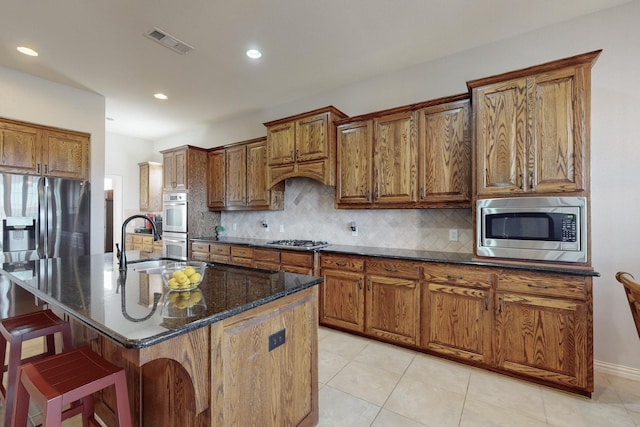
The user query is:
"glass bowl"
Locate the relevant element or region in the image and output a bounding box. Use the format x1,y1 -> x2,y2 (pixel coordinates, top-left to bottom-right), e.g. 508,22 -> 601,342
161,289 -> 207,318
161,261 -> 207,291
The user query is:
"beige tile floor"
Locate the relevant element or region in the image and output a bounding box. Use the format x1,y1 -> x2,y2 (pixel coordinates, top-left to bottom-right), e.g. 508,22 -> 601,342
3,329 -> 640,426
317,327 -> 640,427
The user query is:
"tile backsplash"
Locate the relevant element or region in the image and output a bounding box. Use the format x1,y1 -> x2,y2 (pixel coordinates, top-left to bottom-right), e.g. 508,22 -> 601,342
220,178 -> 473,253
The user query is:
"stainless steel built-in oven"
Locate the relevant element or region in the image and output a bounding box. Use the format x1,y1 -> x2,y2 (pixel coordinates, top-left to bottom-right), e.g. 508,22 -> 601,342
162,231 -> 188,260
162,192 -> 187,233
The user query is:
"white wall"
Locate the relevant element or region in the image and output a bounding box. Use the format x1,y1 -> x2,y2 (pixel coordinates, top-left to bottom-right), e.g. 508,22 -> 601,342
153,1 -> 640,371
0,66 -> 106,255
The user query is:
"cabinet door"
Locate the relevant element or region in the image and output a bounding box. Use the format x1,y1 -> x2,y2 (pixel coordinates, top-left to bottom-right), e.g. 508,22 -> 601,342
474,79 -> 527,195
373,111 -> 417,204
173,148 -> 188,190
495,292 -> 590,389
423,283 -> 491,363
320,270 -> 365,332
246,140 -> 270,208
336,121 -> 373,206
207,150 -> 226,209
295,113 -> 328,162
0,121 -> 40,175
418,99 -> 471,205
163,151 -> 176,190
41,130 -> 89,180
267,122 -> 295,165
530,66 -> 588,193
139,163 -> 150,211
366,274 -> 420,345
225,145 -> 247,207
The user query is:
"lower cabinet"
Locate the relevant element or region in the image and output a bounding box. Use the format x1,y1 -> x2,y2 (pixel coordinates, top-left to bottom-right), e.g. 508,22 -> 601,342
319,253 -> 593,396
421,263 -> 493,364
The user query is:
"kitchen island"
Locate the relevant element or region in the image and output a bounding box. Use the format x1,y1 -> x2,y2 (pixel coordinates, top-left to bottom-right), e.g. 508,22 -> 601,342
0,254 -> 321,426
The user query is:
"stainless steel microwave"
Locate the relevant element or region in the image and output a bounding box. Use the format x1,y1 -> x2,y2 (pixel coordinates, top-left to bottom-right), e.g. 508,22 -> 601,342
476,196 -> 587,263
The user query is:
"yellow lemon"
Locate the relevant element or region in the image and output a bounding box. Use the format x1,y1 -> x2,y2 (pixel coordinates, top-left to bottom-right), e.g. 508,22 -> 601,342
167,278 -> 179,289
183,267 -> 196,277
192,292 -> 202,303
189,273 -> 202,284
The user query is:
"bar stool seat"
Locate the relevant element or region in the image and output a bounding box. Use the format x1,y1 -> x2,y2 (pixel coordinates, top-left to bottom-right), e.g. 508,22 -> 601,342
12,346 -> 132,427
1,309 -> 72,425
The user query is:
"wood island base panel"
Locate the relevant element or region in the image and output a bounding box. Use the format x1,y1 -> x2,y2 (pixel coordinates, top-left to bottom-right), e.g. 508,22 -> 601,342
0,253 -> 321,427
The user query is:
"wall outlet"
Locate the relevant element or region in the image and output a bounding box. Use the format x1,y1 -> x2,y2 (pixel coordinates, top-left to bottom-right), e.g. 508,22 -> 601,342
279,224 -> 285,233
268,328 -> 286,351
449,229 -> 458,242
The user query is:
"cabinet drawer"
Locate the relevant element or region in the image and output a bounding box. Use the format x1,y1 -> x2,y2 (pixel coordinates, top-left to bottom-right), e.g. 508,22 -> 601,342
281,251 -> 314,268
210,254 -> 230,264
231,246 -> 254,258
191,252 -> 210,262
320,254 -> 364,272
231,256 -> 253,267
132,235 -> 144,244
366,259 -> 421,279
254,249 -> 280,263
209,244 -> 230,256
192,242 -> 210,253
423,263 -> 493,289
496,272 -> 587,300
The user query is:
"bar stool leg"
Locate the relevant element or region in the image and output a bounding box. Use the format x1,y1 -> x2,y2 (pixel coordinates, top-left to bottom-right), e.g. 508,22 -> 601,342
11,373 -> 30,427
114,370 -> 133,426
5,336 -> 23,425
42,395 -> 64,427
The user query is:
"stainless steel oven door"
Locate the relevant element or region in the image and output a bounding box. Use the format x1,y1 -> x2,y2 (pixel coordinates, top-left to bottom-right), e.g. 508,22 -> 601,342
162,232 -> 188,260
162,193 -> 187,233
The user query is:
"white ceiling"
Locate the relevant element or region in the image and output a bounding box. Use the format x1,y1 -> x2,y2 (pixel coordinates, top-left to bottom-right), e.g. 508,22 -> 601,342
0,0 -> 631,141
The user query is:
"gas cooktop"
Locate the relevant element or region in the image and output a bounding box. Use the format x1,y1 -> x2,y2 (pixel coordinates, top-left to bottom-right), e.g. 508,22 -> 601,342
266,240 -> 329,250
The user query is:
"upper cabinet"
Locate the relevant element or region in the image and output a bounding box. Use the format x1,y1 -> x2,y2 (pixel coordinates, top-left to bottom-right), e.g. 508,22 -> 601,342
0,118 -> 90,180
207,137 -> 284,211
467,50 -> 601,197
162,146 -> 188,190
264,106 -> 347,188
336,94 -> 471,209
139,161 -> 163,212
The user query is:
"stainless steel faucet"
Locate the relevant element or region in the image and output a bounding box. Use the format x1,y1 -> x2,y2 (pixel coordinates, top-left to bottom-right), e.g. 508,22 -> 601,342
119,215 -> 161,271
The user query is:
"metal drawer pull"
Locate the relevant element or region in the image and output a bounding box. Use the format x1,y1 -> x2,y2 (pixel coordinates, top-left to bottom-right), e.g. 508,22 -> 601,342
527,284 -> 550,289
447,275 -> 463,280
384,267 -> 398,272
484,295 -> 489,311
336,262 -> 347,266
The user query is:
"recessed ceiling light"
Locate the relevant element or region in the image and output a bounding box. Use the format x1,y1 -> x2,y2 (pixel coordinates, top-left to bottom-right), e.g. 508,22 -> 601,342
246,49 -> 262,59
154,93 -> 168,100
17,46 -> 38,57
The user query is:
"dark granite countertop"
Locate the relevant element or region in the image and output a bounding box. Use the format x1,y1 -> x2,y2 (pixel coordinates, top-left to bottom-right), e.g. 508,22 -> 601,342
0,253 -> 322,349
190,236 -> 598,277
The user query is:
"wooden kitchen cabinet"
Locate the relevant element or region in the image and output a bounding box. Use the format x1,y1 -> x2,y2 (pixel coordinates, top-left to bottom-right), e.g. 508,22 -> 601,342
207,150 -> 225,209
162,146 -> 188,190
319,254 -> 366,333
264,106 -> 347,188
494,271 -> 592,392
365,258 -> 421,345
421,263 -> 493,363
207,138 -> 284,211
139,161 -> 163,211
336,95 -> 470,208
0,118 -> 90,180
417,96 -> 471,207
280,251 -> 315,275
468,50 -> 600,196
336,111 -> 416,207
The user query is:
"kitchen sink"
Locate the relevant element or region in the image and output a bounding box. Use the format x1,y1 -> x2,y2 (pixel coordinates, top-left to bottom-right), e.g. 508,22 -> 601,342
128,258 -> 183,272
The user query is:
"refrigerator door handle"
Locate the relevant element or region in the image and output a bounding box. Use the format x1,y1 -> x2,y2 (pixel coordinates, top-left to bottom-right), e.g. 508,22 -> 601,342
37,177 -> 47,259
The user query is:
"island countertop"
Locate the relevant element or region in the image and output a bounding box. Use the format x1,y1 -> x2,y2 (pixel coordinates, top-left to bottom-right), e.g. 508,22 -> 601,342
0,253 -> 322,349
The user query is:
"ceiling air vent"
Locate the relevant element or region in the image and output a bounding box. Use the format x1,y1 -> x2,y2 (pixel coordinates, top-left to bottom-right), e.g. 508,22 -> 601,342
144,27 -> 194,55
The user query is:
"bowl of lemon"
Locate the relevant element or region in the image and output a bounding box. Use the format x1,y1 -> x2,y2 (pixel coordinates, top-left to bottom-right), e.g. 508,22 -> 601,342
161,261 -> 207,291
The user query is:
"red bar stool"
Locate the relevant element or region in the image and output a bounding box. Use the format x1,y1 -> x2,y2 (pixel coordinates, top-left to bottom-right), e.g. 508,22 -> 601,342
12,346 -> 132,427
0,309 -> 72,425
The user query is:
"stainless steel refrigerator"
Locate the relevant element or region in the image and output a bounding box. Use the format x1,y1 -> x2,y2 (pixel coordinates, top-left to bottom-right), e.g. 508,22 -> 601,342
0,173 -> 91,264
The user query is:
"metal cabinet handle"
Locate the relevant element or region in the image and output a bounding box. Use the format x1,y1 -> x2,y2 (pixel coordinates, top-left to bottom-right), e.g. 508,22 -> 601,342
447,275 -> 463,280
420,187 -> 424,199
358,278 -> 363,290
336,262 -> 347,266
484,295 -> 489,311
44,164 -> 48,174
498,296 -> 503,313
37,164 -> 41,174
519,173 -> 523,190
529,172 -> 534,189
527,283 -> 550,289
367,278 -> 371,291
